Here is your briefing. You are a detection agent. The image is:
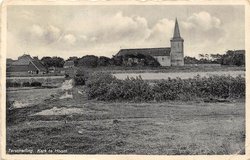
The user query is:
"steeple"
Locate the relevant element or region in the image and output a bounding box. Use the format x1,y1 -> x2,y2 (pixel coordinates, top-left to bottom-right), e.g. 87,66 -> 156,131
173,18 -> 181,39
170,18 -> 184,66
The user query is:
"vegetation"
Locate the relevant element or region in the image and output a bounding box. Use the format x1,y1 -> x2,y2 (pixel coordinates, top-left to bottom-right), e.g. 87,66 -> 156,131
6,81 -> 42,87
28,49 -> 244,69
41,56 -> 65,68
72,54 -> 160,68
6,87 -> 245,154
6,82 -> 21,87
74,67 -> 90,85
85,73 -> 245,102
185,50 -> 245,66
78,55 -> 99,67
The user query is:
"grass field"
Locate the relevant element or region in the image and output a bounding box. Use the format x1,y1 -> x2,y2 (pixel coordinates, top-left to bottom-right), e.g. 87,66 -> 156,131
6,87 -> 245,155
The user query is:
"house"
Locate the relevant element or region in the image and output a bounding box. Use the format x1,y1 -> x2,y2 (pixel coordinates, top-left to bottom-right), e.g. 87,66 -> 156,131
7,54 -> 47,74
64,60 -> 75,68
7,58 -> 14,66
116,18 -> 184,66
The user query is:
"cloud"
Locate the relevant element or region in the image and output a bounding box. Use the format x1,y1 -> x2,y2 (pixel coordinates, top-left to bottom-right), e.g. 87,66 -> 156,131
184,11 -> 221,31
63,34 -> 76,45
45,25 -> 62,43
30,24 -> 45,37
66,11 -> 150,45
146,19 -> 175,46
178,11 -> 225,56
21,24 -> 62,46
7,7 -> 244,59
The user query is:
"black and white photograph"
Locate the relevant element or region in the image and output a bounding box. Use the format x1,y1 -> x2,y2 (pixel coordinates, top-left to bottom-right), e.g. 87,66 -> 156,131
1,0 -> 249,158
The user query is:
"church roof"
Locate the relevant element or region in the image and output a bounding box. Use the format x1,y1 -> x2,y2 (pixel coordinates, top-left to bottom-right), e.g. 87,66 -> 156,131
116,47 -> 171,57
172,18 -> 183,41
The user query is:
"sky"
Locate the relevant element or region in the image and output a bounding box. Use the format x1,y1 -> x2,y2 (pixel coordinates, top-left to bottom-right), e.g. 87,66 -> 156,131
7,5 -> 245,59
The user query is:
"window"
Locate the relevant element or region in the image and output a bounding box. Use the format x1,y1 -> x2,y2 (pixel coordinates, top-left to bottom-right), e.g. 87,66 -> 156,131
162,57 -> 164,61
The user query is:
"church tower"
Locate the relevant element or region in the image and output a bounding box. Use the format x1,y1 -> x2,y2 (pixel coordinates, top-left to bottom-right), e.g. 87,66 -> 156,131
170,18 -> 184,66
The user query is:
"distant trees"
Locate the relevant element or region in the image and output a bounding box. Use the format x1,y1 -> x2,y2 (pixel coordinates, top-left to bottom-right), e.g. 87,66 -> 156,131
78,55 -> 99,67
39,49 -> 245,68
98,56 -> 112,66
41,56 -> 65,68
185,50 -> 245,66
221,50 -> 245,66
68,54 -> 160,68
184,56 -> 199,64
67,56 -> 79,66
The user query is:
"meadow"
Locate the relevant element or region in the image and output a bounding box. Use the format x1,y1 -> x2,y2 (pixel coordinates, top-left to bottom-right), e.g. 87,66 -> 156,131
6,87 -> 245,154
6,66 -> 246,154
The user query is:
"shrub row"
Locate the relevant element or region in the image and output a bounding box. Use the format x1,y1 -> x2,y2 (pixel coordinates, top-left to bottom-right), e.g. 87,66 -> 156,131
6,81 -> 42,87
85,73 -> 245,101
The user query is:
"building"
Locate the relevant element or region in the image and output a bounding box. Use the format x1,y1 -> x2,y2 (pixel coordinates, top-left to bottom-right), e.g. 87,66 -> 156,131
63,60 -> 75,68
7,54 -> 47,74
116,18 -> 184,66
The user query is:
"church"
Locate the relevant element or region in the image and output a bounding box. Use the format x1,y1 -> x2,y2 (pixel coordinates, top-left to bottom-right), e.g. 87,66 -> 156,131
116,18 -> 184,66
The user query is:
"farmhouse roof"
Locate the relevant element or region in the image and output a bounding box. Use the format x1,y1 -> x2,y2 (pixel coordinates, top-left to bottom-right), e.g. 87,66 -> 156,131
7,58 -> 15,65
116,47 -> 171,57
9,54 -> 47,72
12,55 -> 33,65
31,60 -> 47,72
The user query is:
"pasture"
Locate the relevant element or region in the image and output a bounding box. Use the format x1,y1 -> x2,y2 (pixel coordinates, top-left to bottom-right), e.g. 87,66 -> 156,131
6,86 -> 245,154
6,67 -> 246,154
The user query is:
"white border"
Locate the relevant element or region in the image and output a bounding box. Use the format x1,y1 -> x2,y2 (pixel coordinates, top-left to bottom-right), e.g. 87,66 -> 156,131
1,0 -> 249,160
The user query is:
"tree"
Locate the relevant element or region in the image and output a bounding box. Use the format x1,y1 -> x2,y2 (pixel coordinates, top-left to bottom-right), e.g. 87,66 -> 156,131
98,56 -> 111,66
67,56 -> 79,66
198,54 -> 204,59
111,55 -> 123,66
184,56 -> 199,64
78,55 -> 98,67
114,54 -> 160,67
143,54 -> 160,67
221,50 -> 245,66
41,56 -> 65,68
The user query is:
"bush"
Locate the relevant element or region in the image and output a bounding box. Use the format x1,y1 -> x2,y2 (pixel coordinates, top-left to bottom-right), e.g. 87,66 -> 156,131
30,81 -> 42,87
86,72 -> 118,100
74,68 -> 90,85
22,82 -> 30,87
85,73 -> 245,102
6,82 -> 21,87
152,75 -> 245,101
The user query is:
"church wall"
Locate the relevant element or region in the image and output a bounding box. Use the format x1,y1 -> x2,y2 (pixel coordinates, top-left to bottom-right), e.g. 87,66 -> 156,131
170,40 -> 184,66
153,56 -> 171,66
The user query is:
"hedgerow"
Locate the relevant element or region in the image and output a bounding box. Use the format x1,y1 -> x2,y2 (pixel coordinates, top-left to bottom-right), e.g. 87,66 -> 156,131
85,73 -> 245,102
